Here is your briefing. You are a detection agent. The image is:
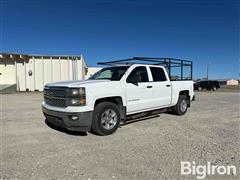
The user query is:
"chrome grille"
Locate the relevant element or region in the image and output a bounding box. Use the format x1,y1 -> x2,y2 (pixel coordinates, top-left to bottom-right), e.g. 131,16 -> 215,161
44,87 -> 67,97
44,96 -> 66,107
44,87 -> 68,107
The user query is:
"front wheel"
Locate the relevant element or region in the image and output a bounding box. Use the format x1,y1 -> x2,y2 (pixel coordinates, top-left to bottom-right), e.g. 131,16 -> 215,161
91,102 -> 121,136
212,86 -> 217,91
173,95 -> 188,115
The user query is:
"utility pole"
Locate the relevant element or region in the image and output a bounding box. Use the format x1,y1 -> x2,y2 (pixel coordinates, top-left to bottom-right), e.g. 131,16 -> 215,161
206,63 -> 209,80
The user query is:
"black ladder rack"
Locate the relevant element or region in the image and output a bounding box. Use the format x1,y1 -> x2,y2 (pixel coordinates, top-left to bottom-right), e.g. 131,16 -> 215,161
97,57 -> 193,80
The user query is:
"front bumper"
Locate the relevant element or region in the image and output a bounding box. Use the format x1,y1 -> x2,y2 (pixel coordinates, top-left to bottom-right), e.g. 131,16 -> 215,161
42,106 -> 93,132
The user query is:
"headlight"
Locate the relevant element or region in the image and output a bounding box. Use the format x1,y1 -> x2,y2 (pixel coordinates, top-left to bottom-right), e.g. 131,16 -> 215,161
69,98 -> 86,106
69,87 -> 85,97
68,88 -> 86,106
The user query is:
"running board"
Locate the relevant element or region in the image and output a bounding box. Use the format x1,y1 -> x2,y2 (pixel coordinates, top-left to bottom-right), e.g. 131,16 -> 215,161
122,108 -> 168,124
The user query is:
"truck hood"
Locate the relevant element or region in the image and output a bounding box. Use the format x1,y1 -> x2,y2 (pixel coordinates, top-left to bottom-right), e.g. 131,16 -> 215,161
45,80 -> 112,88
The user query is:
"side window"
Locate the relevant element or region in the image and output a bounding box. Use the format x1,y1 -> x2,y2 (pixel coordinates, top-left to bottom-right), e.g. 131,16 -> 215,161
127,66 -> 149,83
150,67 -> 167,82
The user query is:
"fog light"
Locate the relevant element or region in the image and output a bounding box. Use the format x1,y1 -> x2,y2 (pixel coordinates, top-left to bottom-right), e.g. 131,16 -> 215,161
69,115 -> 79,121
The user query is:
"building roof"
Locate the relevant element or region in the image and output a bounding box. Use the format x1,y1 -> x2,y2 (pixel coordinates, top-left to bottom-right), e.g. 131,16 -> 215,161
0,52 -> 82,60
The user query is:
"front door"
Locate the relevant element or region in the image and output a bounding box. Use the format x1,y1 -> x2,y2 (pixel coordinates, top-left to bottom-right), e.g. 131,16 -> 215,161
126,66 -> 154,114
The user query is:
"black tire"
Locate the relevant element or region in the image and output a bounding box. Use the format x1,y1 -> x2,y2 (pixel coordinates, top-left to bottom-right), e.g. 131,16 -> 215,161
173,95 -> 188,115
212,86 -> 217,91
198,86 -> 202,91
91,102 -> 121,136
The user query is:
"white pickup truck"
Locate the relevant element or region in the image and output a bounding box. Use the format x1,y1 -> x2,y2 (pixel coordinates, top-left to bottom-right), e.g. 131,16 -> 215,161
42,57 -> 194,135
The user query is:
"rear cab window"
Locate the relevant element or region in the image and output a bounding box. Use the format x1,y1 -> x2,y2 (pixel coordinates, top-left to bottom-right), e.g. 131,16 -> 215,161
150,67 -> 167,82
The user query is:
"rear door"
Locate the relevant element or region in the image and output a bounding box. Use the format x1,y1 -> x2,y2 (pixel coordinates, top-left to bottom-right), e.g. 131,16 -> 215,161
149,66 -> 171,107
125,66 -> 154,114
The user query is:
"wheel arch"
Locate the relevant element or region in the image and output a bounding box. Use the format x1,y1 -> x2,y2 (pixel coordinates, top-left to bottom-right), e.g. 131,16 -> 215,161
179,90 -> 190,107
94,96 -> 126,121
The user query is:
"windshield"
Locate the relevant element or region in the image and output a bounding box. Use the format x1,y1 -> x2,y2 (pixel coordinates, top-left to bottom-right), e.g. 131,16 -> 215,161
89,66 -> 130,81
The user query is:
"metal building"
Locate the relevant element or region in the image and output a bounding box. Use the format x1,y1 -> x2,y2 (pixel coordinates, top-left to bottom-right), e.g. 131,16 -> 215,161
226,79 -> 239,86
0,53 -> 87,92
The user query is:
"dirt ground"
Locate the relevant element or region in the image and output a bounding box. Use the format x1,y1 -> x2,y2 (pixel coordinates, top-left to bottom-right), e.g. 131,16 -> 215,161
1,90 -> 239,179
217,85 -> 240,93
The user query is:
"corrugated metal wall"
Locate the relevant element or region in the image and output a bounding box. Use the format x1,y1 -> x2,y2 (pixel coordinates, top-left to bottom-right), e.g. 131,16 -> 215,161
15,56 -> 85,91
0,59 -> 15,84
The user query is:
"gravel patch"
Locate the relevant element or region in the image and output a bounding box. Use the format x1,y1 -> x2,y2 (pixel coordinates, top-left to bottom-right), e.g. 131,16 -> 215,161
1,92 -> 239,179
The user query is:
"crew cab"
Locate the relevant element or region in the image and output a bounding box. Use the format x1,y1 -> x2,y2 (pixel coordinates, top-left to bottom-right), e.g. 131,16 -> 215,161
42,57 -> 194,135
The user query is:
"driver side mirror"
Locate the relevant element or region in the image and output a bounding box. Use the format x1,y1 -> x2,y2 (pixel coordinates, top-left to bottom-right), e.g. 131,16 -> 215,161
127,75 -> 140,85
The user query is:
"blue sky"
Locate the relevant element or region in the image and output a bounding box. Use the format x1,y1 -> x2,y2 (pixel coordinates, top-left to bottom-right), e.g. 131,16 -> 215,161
1,0 -> 239,79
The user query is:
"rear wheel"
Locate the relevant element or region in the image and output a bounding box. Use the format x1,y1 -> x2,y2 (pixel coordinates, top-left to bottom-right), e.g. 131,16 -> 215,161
173,95 -> 188,115
212,86 -> 217,91
198,86 -> 202,91
91,102 -> 121,136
